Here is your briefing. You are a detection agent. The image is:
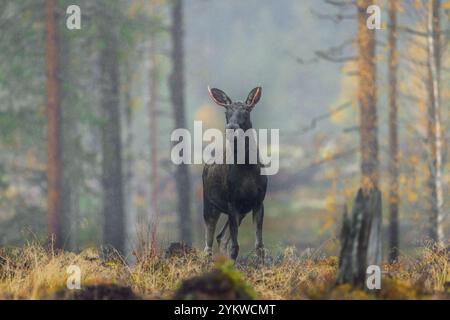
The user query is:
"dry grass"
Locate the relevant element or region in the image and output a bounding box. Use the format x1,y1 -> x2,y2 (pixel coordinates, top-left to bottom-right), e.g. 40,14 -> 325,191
0,242 -> 448,300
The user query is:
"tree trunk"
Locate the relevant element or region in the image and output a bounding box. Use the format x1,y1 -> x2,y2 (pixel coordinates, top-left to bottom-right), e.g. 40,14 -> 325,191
388,0 -> 399,263
123,57 -> 135,255
426,0 -> 444,244
357,0 -> 378,191
149,38 -> 160,251
356,0 -> 381,267
336,188 -> 382,288
60,23 -> 80,251
337,1 -> 381,287
99,4 -> 125,254
45,0 -> 62,248
169,0 -> 192,245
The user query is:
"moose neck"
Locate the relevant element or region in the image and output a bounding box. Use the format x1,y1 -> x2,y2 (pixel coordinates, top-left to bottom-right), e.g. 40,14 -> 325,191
229,130 -> 259,168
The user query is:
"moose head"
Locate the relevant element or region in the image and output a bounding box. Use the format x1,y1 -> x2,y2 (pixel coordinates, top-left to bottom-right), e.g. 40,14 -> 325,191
208,86 -> 262,131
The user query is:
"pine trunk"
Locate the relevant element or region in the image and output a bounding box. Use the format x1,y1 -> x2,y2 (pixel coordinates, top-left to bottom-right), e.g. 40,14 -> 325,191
169,0 -> 192,245
149,38 -> 160,250
337,0 -> 382,287
45,0 -> 62,248
60,24 -> 80,251
99,4 -> 125,254
357,0 -> 381,268
388,0 -> 399,263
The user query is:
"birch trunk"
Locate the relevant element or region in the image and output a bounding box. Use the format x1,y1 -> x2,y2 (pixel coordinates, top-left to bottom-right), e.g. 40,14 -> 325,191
426,0 -> 444,244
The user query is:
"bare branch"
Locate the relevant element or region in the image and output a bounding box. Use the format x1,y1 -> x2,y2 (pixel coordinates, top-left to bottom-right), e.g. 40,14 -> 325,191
284,50 -> 319,65
398,25 -> 428,37
295,101 -> 353,135
315,51 -> 357,63
310,8 -> 356,23
314,38 -> 356,63
298,147 -> 359,172
324,0 -> 355,7
399,25 -> 450,37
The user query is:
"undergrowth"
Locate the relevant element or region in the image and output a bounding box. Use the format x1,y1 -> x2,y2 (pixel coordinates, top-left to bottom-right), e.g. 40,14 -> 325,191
0,243 -> 448,299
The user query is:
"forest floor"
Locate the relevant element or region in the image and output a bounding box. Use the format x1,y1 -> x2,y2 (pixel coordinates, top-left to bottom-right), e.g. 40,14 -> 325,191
0,242 -> 448,300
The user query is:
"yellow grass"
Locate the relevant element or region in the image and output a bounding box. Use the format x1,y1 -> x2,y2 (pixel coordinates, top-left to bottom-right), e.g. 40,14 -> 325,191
0,243 -> 448,300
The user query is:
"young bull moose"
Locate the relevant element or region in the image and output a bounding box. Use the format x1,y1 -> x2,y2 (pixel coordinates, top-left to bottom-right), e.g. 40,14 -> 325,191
203,86 -> 267,261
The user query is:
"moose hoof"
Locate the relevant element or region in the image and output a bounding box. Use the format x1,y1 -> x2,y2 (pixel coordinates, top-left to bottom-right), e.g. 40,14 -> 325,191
230,245 -> 239,261
256,246 -> 265,262
204,246 -> 212,256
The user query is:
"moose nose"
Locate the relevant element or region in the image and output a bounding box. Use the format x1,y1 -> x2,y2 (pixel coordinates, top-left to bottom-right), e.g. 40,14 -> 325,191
226,123 -> 239,130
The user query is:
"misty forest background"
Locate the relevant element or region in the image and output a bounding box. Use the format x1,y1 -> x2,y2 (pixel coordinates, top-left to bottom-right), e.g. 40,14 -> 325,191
0,0 -> 448,262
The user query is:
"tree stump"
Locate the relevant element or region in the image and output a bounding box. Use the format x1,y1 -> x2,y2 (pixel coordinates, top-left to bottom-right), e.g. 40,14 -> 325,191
336,187 -> 382,288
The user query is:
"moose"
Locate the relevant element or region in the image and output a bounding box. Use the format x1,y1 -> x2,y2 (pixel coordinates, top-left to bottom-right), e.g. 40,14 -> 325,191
203,86 -> 267,261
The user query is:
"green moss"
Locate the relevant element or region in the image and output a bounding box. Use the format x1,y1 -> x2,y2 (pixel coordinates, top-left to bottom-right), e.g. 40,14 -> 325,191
173,258 -> 256,300
215,259 -> 256,299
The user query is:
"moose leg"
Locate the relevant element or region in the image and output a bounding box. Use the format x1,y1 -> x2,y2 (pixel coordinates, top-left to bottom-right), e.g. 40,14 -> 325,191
203,199 -> 219,256
228,207 -> 241,261
216,220 -> 228,251
253,204 -> 265,261
222,215 -> 245,253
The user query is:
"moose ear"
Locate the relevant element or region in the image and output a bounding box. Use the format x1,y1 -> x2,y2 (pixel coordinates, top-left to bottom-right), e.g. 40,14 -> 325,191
208,86 -> 232,107
245,87 -> 262,106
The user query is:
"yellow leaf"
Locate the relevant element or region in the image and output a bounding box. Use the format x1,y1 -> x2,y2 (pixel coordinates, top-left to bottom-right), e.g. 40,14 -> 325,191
322,149 -> 333,162
399,174 -> 407,185
407,190 -> 418,203
5,186 -> 18,200
133,194 -> 146,208
130,97 -> 141,112
324,194 -> 336,213
330,107 -> 346,124
415,0 -> 421,9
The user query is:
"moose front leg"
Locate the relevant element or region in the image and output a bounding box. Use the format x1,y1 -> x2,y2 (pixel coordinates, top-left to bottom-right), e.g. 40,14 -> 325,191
228,206 -> 240,261
203,199 -> 219,256
253,204 -> 265,261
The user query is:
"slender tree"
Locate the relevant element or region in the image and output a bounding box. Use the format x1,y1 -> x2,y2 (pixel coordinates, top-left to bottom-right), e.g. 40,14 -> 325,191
388,0 -> 399,263
358,0 -> 378,192
59,6 -> 86,251
45,0 -> 62,248
337,0 -> 381,287
98,2 -> 125,254
169,0 -> 192,245
357,0 -> 381,268
426,0 -> 444,244
148,38 -> 160,251
123,57 -> 134,242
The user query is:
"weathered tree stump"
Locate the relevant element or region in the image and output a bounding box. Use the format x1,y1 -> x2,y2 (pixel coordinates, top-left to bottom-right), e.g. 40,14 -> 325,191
336,187 -> 382,288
